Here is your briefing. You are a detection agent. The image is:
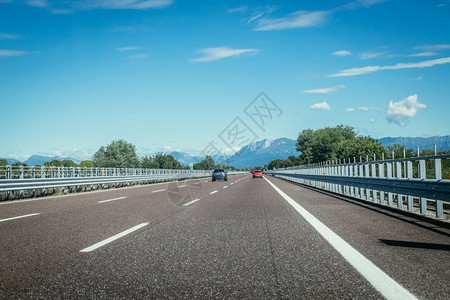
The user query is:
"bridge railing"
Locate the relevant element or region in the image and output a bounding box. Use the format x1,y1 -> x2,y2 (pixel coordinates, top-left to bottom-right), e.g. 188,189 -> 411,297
265,155 -> 450,220
0,166 -> 223,200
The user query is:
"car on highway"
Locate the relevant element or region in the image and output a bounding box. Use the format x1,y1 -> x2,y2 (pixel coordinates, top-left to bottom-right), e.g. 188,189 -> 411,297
212,168 -> 228,181
253,170 -> 263,178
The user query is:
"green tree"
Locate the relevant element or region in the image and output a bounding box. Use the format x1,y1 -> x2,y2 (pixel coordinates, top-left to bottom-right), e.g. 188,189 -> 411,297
0,159 -> 8,166
194,155 -> 215,170
386,144 -> 415,159
140,155 -> 159,169
44,159 -> 62,167
92,139 -> 140,168
80,160 -> 93,168
338,136 -> 388,162
12,161 -> 28,167
61,160 -> 77,168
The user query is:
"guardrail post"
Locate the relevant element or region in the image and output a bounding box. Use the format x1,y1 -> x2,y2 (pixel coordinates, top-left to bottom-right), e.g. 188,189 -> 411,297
41,166 -> 46,196
396,161 -> 403,209
419,160 -> 427,215
406,161 -> 414,212
19,165 -> 24,198
434,158 -> 443,218
386,163 -> 393,206
364,161 -> 370,201
371,162 -> 377,202
349,163 -> 354,197
359,163 -> 365,200
379,162 -> 385,204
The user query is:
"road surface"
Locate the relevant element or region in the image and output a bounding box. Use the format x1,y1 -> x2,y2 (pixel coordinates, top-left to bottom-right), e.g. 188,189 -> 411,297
1,174 -> 449,299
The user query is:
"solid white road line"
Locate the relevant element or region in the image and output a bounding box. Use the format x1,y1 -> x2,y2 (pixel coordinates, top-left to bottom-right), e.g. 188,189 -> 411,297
182,198 -> 201,207
151,189 -> 166,193
0,213 -> 41,223
178,185 -> 187,188
263,177 -> 417,300
98,196 -> 127,204
210,190 -> 218,195
80,223 -> 149,253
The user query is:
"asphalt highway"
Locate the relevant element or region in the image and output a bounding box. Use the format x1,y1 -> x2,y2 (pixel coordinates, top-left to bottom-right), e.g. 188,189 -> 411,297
0,174 -> 449,299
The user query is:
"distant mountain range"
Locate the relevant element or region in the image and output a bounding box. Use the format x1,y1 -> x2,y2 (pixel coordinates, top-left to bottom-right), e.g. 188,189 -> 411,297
2,135 -> 449,168
0,155 -> 81,166
379,135 -> 450,151
169,138 -> 300,168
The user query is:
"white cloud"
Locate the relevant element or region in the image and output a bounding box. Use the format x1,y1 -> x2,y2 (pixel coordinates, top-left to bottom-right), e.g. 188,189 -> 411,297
333,50 -> 351,56
335,0 -> 387,11
22,0 -> 173,13
252,0 -> 385,31
77,0 -> 173,10
116,46 -> 141,52
330,57 -> 450,77
370,117 -> 375,123
345,108 -> 355,112
360,51 -> 385,59
359,106 -> 370,111
0,33 -> 20,39
408,52 -> 438,57
191,47 -> 258,62
303,85 -> 346,94
128,54 -> 148,59
27,0 -> 49,7
386,94 -> 426,126
311,102 -> 331,110
228,6 -> 248,13
0,50 -> 26,57
416,44 -> 450,51
254,10 -> 328,31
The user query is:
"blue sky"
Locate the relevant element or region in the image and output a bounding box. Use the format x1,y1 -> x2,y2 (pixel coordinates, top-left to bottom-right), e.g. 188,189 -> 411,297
1,0 -> 449,161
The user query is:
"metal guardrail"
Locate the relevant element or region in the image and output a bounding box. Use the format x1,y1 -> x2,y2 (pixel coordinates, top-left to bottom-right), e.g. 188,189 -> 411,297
265,155 -> 450,219
0,166 -> 220,200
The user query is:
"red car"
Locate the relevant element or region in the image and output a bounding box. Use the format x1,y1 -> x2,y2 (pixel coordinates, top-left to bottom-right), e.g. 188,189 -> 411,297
253,170 -> 263,178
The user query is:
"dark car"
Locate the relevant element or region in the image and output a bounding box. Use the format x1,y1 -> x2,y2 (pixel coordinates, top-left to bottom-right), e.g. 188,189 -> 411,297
212,168 -> 228,181
253,170 -> 263,178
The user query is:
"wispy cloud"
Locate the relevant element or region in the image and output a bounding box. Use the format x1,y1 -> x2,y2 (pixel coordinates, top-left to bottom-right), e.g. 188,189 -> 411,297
329,57 -> 450,77
20,0 -> 173,13
252,0 -> 385,31
345,108 -> 355,112
311,102 -> 331,110
116,46 -> 141,52
27,0 -> 49,8
78,0 -> 173,10
128,54 -> 148,60
228,6 -> 248,13
254,10 -> 328,31
386,94 -> 426,126
0,50 -> 26,57
333,50 -> 351,56
0,33 -> 21,39
407,52 -> 438,57
303,85 -> 346,94
360,51 -> 385,60
416,44 -> 450,51
333,0 -> 387,11
191,47 -> 258,62
243,6 -> 278,24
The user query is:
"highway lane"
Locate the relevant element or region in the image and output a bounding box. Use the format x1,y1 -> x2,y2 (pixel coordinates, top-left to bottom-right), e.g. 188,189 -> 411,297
0,174 -> 449,299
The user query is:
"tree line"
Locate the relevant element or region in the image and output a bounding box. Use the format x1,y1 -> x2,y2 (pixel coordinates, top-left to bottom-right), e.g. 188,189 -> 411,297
266,125 -> 449,178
